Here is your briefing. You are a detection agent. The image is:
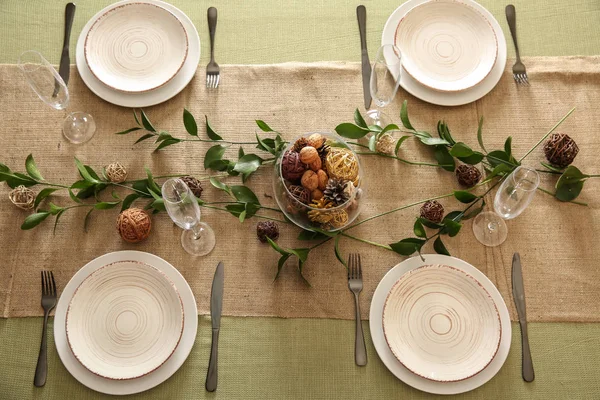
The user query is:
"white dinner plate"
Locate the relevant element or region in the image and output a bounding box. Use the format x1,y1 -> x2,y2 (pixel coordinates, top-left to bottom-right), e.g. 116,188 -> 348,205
395,0 -> 498,92
76,0 -> 200,108
84,2 -> 189,93
370,255 -> 511,395
382,264 -> 501,382
55,251 -> 198,395
66,260 -> 185,380
382,0 -> 506,106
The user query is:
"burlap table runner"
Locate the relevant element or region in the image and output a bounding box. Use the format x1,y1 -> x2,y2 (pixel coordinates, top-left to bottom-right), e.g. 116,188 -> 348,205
1,57 -> 599,321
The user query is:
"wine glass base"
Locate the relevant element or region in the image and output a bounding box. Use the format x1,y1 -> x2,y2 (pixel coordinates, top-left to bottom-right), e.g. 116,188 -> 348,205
472,211 -> 508,247
181,222 -> 216,256
63,112 -> 96,144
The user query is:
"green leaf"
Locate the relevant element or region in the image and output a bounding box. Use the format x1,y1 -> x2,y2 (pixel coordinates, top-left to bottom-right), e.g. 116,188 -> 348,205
134,133 -> 155,144
0,163 -> 9,174
95,201 -> 120,210
238,210 -> 247,223
449,142 -> 474,158
504,136 -> 513,158
1,172 -> 37,188
418,136 -> 449,146
83,208 -> 94,233
34,188 -> 58,209
334,123 -> 370,139
463,200 -> 486,220
67,187 -> 83,203
150,198 -> 166,211
133,109 -> 141,126
233,154 -> 263,181
74,158 -> 100,184
400,100 -> 415,130
293,248 -> 312,286
145,167 -> 161,195
457,152 -> 485,165
413,219 -> 426,238
25,154 -> 43,181
389,238 -> 426,256
140,109 -> 156,132
298,230 -> 329,241
417,217 -> 444,229
555,181 -> 585,202
48,202 -> 64,215
256,120 -> 274,132
205,116 -> 224,140
154,132 -> 172,143
204,145 -> 228,169
445,211 -> 463,222
255,133 -> 277,156
131,180 -> 152,197
21,212 -> 51,230
477,116 -> 486,153
488,163 -> 513,179
121,193 -> 140,211
394,136 -> 411,156
368,125 -> 383,133
267,236 -> 291,257
210,177 -> 232,196
434,146 -> 456,172
231,186 -> 260,204
437,121 -> 456,145
155,138 -> 182,151
238,147 -> 245,159
454,190 -> 479,203
274,254 -> 291,280
380,124 -> 400,135
556,166 -> 588,189
53,209 -> 65,234
433,237 -> 450,256
334,235 -> 347,268
486,150 -> 514,168
540,162 -> 565,173
354,109 -> 368,128
442,218 -> 462,237
368,134 -> 377,152
208,159 -> 232,172
85,165 -> 102,182
115,127 -> 141,135
182,109 -> 198,136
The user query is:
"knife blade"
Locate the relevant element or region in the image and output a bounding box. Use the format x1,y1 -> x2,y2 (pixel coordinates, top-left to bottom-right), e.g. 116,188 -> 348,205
53,3 -> 76,97
356,5 -> 372,109
512,252 -> 535,382
206,261 -> 224,392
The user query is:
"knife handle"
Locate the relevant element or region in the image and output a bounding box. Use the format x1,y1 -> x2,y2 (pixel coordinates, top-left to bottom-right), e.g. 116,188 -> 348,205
520,321 -> 535,382
63,3 -> 76,50
205,328 -> 220,392
357,6 -> 367,52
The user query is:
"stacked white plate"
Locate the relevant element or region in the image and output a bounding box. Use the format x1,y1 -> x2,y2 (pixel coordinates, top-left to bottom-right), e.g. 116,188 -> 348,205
370,255 -> 511,395
54,251 -> 198,395
76,0 -> 201,107
382,0 -> 507,106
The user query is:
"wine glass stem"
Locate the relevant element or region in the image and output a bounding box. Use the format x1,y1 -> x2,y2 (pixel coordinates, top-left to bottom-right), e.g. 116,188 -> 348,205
191,224 -> 204,240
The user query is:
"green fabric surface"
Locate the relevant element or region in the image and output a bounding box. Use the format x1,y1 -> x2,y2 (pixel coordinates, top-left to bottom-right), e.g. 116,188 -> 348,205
0,0 -> 599,65
1,317 -> 600,399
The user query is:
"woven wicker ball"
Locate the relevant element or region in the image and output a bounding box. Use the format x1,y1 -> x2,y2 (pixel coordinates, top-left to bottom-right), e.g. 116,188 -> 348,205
8,185 -> 35,210
282,151 -> 306,181
288,184 -> 311,205
256,221 -> 280,243
376,133 -> 396,154
420,200 -> 445,224
327,209 -> 349,229
116,208 -> 152,243
543,133 -> 579,168
325,147 -> 359,182
456,165 -> 482,188
180,176 -> 203,198
104,162 -> 127,183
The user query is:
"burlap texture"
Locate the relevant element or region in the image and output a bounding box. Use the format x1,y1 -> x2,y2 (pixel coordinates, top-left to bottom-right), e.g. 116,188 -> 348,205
1,57 -> 599,321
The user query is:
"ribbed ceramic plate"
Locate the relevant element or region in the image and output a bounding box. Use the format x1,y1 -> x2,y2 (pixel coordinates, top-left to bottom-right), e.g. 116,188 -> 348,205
382,264 -> 501,382
84,2 -> 189,93
66,260 -> 184,380
395,0 -> 498,92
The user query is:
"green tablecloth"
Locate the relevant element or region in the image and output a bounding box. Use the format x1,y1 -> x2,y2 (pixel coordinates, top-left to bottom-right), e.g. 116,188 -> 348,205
1,0 -> 600,399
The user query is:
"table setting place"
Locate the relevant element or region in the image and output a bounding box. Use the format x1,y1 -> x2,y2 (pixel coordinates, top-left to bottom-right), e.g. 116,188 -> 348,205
1,0 -> 599,399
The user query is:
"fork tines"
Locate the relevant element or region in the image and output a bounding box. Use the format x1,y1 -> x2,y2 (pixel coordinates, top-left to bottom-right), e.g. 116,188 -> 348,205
513,73 -> 529,85
347,253 -> 363,280
41,271 -> 56,296
206,74 -> 220,89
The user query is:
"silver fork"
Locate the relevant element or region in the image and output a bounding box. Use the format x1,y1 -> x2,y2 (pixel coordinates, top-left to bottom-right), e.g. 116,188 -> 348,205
348,254 -> 367,366
206,7 -> 220,89
506,5 -> 528,85
34,271 -> 57,387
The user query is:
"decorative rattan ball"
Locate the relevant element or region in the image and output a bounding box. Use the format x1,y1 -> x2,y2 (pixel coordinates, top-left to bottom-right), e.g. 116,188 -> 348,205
326,209 -> 349,229
456,164 -> 482,188
307,133 -> 326,149
288,184 -> 311,205
256,221 -> 280,243
420,200 -> 445,224
116,208 -> 151,243
104,162 -> 127,183
8,185 -> 35,210
180,176 -> 203,198
325,147 -> 359,182
282,151 -> 306,181
300,146 -> 320,164
376,133 -> 396,154
301,170 -> 319,191
543,133 -> 579,168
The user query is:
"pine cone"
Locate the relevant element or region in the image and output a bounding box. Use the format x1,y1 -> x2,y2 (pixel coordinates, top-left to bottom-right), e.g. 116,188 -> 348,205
308,198 -> 334,224
292,137 -> 309,153
543,133 -> 579,168
456,165 -> 481,188
420,200 -> 444,224
318,144 -> 330,171
256,221 -> 280,243
282,151 -> 306,182
323,179 -> 350,206
180,176 -> 203,198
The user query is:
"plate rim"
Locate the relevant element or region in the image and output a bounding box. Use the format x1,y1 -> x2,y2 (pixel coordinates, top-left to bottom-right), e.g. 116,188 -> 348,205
65,259 -> 185,381
381,263 -> 502,383
369,254 -> 511,395
54,251 -> 198,396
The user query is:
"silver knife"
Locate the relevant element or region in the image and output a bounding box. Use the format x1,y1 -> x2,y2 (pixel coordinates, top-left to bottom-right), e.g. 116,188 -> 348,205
206,261 -> 224,392
512,253 -> 535,382
53,3 -> 76,97
356,5 -> 372,109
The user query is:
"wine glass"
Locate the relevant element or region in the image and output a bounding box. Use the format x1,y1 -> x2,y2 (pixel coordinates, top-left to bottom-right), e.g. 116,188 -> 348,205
472,166 -> 540,247
162,178 -> 216,256
365,44 -> 402,128
18,50 -> 96,144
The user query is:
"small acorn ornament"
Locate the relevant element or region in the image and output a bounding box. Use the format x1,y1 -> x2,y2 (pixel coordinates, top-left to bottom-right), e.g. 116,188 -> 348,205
180,176 -> 203,198
420,200 -> 445,224
256,221 -> 280,243
456,164 -> 482,188
543,133 -> 579,168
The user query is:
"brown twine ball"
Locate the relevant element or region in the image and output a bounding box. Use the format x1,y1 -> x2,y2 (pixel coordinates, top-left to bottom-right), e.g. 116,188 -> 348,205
543,133 -> 579,168
420,200 -> 445,224
288,184 -> 311,206
376,133 -> 396,154
456,164 -> 482,188
116,208 -> 152,243
8,185 -> 35,210
180,176 -> 203,198
325,147 -> 359,182
256,221 -> 280,243
104,162 -> 127,183
282,151 -> 306,181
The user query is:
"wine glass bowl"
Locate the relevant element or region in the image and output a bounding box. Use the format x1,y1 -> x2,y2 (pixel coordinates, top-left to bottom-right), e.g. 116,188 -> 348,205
366,44 -> 402,128
18,50 -> 69,110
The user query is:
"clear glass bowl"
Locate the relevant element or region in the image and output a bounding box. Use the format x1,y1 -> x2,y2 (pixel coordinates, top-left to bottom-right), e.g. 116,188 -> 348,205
273,132 -> 365,232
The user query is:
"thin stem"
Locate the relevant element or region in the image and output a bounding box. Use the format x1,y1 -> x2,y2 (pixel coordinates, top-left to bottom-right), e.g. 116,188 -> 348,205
340,232 -> 392,250
199,204 -> 290,223
536,187 -> 588,206
518,108 -> 575,162
356,151 -> 450,168
178,138 -> 259,145
535,169 -> 562,175
309,237 -> 333,250
111,182 -> 149,196
39,182 -> 70,189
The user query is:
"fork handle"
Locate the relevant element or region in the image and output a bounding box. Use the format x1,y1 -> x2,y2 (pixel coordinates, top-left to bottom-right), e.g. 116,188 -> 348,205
505,5 -> 522,62
353,294 -> 367,366
207,7 -> 217,61
34,311 -> 50,387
